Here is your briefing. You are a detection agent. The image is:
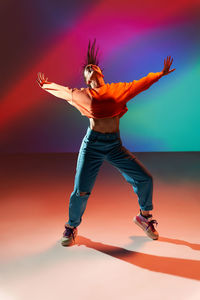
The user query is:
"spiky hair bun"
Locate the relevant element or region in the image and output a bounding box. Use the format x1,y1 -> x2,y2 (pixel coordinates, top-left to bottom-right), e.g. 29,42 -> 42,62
82,39 -> 100,70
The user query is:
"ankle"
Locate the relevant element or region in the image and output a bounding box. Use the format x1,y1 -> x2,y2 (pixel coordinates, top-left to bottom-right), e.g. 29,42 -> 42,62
66,223 -> 75,229
140,209 -> 152,218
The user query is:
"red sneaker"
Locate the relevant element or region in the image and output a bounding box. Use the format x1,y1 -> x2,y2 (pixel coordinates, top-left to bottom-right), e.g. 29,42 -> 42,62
133,212 -> 159,240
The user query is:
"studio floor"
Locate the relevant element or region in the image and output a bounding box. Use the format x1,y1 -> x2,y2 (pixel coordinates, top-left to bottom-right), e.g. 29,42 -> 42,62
0,152 -> 200,300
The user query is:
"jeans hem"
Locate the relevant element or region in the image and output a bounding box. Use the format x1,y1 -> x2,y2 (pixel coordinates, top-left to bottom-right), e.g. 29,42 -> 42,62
140,205 -> 153,211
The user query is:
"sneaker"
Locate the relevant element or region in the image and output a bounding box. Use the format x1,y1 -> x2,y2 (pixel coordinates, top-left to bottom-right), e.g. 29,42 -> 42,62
61,225 -> 78,246
133,211 -> 159,240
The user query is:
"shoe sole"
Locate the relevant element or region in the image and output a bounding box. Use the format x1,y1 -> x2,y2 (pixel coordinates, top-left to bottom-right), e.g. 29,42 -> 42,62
61,238 -> 76,247
133,217 -> 159,240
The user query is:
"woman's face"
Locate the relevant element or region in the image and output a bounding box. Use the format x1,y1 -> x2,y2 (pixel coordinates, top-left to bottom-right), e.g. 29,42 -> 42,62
84,64 -> 104,85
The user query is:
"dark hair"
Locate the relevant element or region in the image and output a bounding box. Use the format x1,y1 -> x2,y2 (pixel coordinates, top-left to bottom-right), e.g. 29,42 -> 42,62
82,39 -> 102,83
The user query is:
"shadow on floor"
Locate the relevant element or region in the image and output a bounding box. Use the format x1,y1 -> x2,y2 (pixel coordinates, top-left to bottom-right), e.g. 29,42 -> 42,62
2,235 -> 200,282
157,236 -> 200,251
76,235 -> 200,281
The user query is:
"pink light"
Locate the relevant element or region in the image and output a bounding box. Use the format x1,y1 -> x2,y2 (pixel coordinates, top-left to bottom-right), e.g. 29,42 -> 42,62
0,0 -> 198,134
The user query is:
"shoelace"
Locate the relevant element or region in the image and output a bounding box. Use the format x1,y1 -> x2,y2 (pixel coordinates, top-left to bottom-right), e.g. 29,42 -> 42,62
64,227 -> 76,240
146,219 -> 158,231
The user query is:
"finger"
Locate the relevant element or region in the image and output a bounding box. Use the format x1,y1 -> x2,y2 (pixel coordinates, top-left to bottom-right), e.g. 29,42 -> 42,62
36,79 -> 42,87
169,68 -> 176,73
39,72 -> 43,81
37,72 -> 41,80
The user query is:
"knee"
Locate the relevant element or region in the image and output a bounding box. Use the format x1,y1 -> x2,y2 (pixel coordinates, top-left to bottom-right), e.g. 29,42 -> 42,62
76,190 -> 91,197
80,191 -> 90,196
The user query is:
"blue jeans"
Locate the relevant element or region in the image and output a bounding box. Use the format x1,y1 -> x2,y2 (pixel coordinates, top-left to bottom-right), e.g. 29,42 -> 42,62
67,127 -> 153,227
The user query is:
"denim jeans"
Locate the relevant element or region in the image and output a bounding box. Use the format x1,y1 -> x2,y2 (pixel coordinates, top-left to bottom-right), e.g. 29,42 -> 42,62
67,127 -> 153,227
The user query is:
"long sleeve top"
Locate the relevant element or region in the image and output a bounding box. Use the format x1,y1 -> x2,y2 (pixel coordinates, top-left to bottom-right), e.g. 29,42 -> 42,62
41,72 -> 163,119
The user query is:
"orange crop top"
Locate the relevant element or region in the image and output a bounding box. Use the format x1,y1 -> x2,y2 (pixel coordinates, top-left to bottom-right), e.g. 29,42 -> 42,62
42,72 -> 163,119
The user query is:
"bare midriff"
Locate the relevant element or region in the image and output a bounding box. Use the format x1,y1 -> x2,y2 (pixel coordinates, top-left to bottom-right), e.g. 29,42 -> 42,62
89,115 -> 120,133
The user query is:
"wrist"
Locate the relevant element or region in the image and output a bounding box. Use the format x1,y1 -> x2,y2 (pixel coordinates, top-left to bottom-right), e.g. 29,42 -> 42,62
157,71 -> 164,78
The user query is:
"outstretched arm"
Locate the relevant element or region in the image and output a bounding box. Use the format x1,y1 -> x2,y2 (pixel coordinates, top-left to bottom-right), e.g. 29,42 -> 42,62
36,72 -> 73,103
111,56 -> 176,103
132,56 -> 175,92
118,56 -> 176,101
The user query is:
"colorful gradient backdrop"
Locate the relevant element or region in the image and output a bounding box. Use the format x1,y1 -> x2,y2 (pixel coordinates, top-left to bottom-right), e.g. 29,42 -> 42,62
0,0 -> 200,152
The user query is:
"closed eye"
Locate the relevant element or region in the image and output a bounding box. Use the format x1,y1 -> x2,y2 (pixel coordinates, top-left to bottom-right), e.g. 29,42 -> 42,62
86,65 -> 93,71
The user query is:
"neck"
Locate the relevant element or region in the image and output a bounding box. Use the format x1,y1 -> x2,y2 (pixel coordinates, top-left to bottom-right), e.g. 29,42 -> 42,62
89,77 -> 105,88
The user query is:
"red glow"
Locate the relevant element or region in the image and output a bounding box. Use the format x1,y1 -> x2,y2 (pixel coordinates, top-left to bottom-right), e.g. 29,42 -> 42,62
0,0 -> 197,134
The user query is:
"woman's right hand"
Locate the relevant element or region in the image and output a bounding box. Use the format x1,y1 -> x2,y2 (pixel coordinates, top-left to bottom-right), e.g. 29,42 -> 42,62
36,72 -> 50,87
